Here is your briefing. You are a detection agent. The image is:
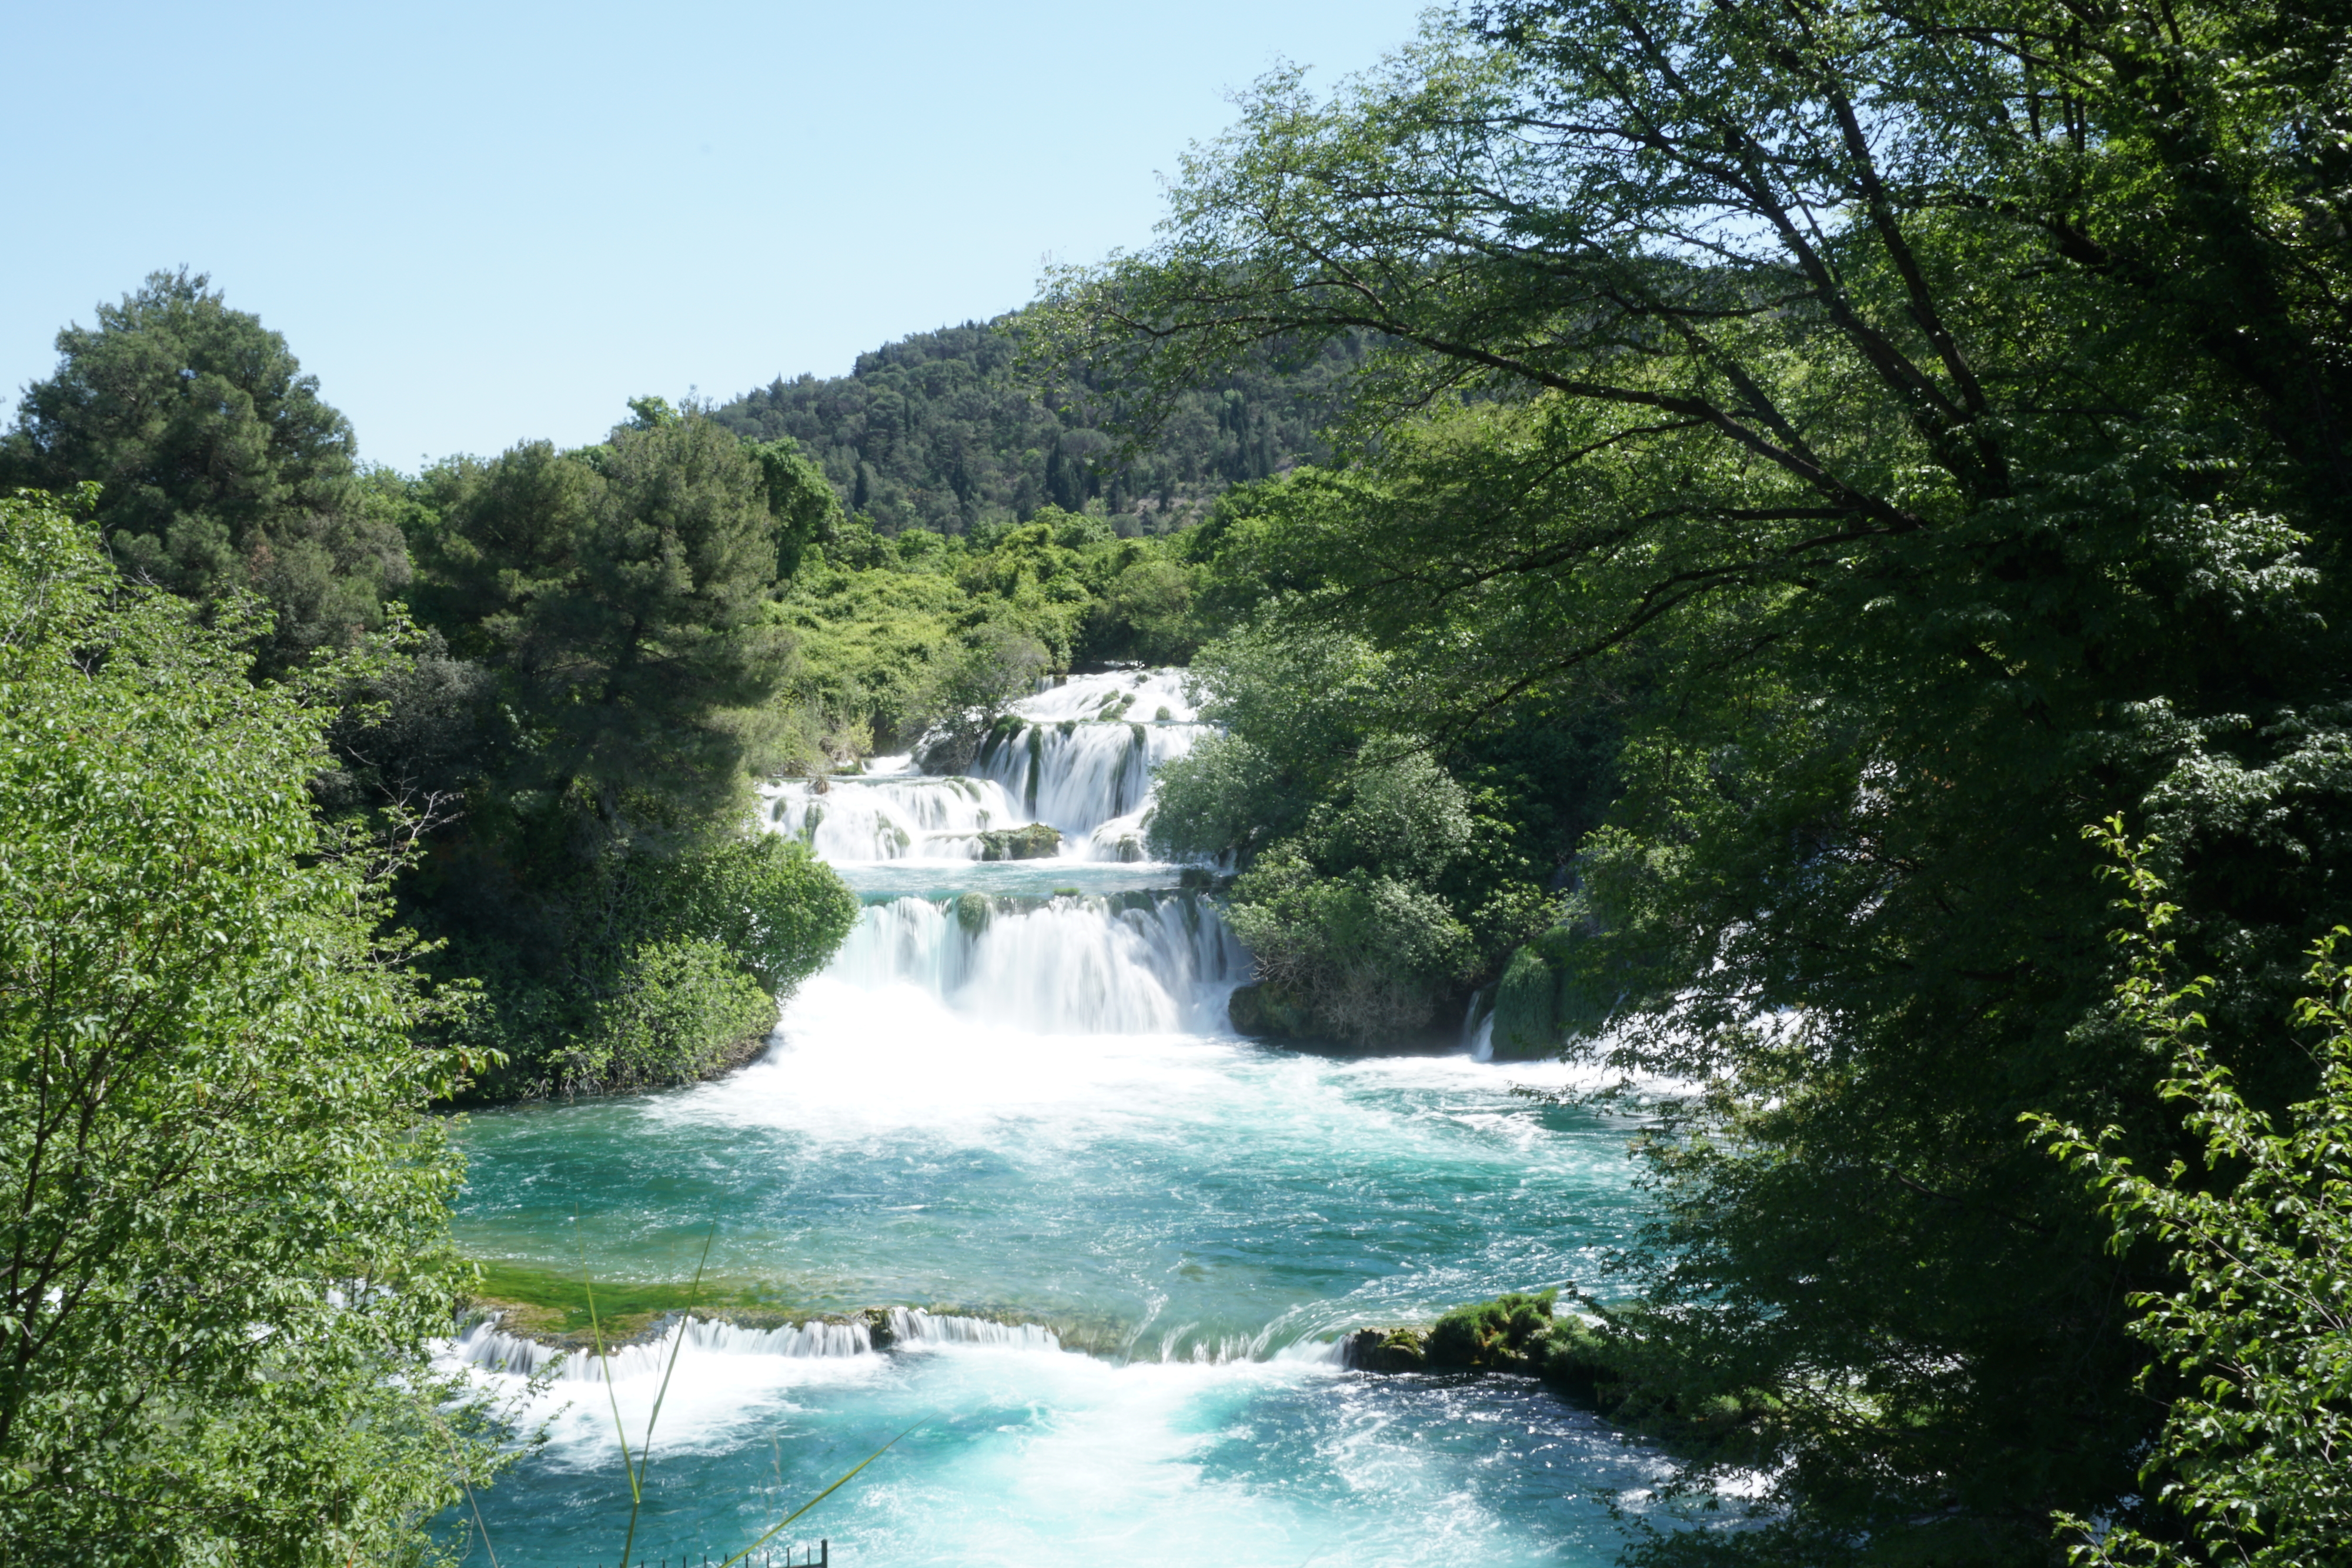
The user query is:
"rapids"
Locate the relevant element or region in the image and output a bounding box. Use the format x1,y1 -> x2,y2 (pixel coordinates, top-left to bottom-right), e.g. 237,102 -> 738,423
446,669 -> 1673,1566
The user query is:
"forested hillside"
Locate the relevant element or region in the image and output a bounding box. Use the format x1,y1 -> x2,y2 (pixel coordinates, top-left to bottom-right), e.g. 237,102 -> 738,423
710,314 -> 1366,536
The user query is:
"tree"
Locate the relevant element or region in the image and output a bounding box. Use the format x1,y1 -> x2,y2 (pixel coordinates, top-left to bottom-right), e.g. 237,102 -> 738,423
2033,837 -> 2352,1568
0,489 -> 512,1562
0,270 -> 408,667
378,412 -> 861,1098
1048,0 -> 2352,1556
414,415 -> 792,821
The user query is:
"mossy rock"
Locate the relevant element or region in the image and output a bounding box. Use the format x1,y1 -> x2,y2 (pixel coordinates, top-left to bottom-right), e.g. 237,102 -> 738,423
461,1261 -> 791,1349
1490,945 -> 1559,1059
1339,1326 -> 1430,1371
1228,981 -> 1313,1038
1426,1289 -> 1558,1370
1534,1308 -> 1785,1463
954,891 -> 991,934
977,823 -> 1061,861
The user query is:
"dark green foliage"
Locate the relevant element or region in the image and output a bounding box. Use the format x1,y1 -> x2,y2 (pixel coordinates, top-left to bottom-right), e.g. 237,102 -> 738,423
0,270 -> 408,670
709,315 -> 1369,537
2034,849 -> 2352,1568
1213,749 -> 1502,1044
424,818 -> 858,1101
409,418 -> 792,817
1489,944 -> 1557,1058
1491,911 -> 1623,1058
746,436 -> 840,580
1152,624 -> 1612,1044
567,938 -> 777,1093
342,410 -> 863,1098
1050,0 -> 2352,1554
0,492 -> 513,1561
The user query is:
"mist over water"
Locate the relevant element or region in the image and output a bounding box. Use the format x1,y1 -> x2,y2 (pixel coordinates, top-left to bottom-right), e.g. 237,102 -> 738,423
447,670 -> 1668,1566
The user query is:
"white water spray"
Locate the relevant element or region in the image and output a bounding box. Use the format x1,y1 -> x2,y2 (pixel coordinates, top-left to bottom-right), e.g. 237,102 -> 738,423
823,891 -> 1244,1035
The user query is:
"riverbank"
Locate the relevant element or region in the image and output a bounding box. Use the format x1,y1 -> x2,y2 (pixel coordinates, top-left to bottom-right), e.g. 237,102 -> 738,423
452,1022 -> 780,1108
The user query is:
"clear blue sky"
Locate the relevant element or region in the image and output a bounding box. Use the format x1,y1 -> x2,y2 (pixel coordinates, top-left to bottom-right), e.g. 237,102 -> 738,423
4,1 -> 1431,470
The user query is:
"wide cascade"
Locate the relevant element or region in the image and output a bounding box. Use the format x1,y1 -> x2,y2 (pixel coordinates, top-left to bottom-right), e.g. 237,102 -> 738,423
764,667 -> 1202,863
445,669 -> 1662,1567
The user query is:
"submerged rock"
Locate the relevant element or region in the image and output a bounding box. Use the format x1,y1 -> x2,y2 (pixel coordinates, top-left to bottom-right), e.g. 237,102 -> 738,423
976,823 -> 1062,861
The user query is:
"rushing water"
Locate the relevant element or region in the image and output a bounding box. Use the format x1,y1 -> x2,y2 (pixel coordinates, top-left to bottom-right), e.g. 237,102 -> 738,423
446,670 -> 1673,1567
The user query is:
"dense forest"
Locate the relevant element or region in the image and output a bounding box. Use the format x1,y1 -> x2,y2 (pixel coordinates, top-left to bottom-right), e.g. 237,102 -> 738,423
6,0 -> 2352,1563
707,314 -> 1368,536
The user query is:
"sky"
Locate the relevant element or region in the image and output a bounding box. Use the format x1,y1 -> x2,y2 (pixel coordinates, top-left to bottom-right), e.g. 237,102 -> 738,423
3,0 -> 1431,469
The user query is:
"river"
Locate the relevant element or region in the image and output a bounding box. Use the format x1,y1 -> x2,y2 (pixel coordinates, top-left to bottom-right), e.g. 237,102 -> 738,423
445,669 -> 1673,1567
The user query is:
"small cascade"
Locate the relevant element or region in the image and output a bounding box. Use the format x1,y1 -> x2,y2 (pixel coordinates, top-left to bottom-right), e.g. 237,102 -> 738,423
886,1306 -> 1061,1352
448,1314 -> 873,1383
823,891 -> 1244,1034
1464,988 -> 1496,1062
970,720 -> 1204,853
766,774 -> 1018,862
448,1306 -> 1063,1384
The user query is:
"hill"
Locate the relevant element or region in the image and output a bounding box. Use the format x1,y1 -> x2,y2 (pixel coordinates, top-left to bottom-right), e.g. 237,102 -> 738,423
709,312 -> 1364,537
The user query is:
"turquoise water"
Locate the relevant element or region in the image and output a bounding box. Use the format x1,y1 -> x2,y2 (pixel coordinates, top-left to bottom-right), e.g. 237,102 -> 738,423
447,971 -> 1666,1566
445,673 -> 1676,1566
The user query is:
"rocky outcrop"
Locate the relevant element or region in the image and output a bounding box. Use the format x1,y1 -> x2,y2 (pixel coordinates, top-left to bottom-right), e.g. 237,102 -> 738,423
976,823 -> 1062,861
1227,980 -> 1315,1038
1338,1290 -> 1563,1374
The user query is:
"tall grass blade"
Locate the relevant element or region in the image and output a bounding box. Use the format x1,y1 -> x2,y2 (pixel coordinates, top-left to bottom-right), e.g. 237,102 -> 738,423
585,1272 -> 639,1507
717,1422 -> 921,1567
617,1222 -> 718,1568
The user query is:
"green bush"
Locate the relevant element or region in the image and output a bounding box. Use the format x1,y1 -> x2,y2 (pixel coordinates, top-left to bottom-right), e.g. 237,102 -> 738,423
1425,1290 -> 1559,1370
436,830 -> 857,1099
0,491 -> 514,1561
565,939 -> 779,1093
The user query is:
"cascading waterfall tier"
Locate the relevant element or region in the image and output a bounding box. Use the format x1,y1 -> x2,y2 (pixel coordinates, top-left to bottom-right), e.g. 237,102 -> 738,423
449,1307 -> 1060,1385
760,667 -> 1213,864
823,890 -> 1245,1035
766,773 -> 1022,863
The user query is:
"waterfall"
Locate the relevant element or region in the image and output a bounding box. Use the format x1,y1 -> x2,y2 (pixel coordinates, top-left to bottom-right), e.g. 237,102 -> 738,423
884,1306 -> 1061,1352
766,774 -> 1018,861
822,891 -> 1245,1034
759,668 -> 1216,865
449,1306 -> 1062,1383
968,721 -> 1204,853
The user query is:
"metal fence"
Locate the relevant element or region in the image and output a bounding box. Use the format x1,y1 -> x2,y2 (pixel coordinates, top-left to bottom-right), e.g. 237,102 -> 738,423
582,1544 -> 827,1568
